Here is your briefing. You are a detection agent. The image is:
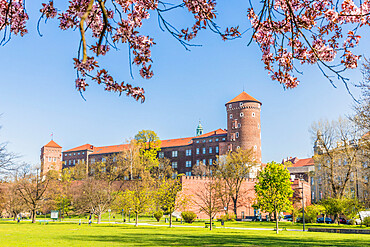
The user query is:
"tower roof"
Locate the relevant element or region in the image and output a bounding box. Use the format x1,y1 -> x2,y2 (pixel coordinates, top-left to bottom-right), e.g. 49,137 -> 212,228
44,140 -> 62,148
226,91 -> 261,105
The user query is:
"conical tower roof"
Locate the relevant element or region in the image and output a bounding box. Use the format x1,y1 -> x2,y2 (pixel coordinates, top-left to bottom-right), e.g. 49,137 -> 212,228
44,140 -> 62,148
226,91 -> 261,105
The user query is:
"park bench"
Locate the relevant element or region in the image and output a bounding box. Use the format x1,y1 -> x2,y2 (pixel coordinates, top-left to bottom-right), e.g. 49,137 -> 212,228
39,220 -> 49,225
205,222 -> 216,228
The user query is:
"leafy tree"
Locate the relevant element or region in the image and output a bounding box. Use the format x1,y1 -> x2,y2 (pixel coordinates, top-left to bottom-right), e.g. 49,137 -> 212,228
254,162 -> 293,233
153,211 -> 163,222
304,204 -> 326,223
156,177 -> 185,227
181,211 -> 197,223
135,130 -> 161,173
215,149 -> 256,216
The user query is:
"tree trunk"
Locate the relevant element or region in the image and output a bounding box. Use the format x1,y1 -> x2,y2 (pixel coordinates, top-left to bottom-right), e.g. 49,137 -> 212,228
169,212 -> 172,228
233,198 -> 237,217
32,209 -> 36,223
97,213 -> 101,224
275,209 -> 279,234
135,212 -> 138,227
210,216 -> 213,231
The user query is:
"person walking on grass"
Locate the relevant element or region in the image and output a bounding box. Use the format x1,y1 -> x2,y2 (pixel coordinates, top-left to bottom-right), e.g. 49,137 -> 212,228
88,214 -> 92,226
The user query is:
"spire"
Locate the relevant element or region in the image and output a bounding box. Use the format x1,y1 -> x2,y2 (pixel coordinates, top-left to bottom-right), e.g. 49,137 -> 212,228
196,120 -> 203,136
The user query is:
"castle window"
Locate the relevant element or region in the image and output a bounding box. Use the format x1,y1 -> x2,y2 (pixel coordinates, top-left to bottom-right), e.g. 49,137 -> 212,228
203,159 -> 206,165
48,157 -> 51,162
196,160 -> 200,166
53,157 -> 56,162
82,152 -> 85,154
238,123 -> 241,128
74,153 -> 76,156
254,145 -> 257,150
240,112 -> 244,117
202,148 -> 206,154
216,138 -> 219,142
65,154 -> 67,157
216,146 -> 219,153
209,147 -> 212,153
185,171 -> 192,176
252,112 -> 255,117
229,104 -> 232,109
186,161 -> 192,167
113,157 -> 117,162
240,102 -> 243,107
230,114 -> 233,119
73,160 -> 76,165
203,139 -> 206,143
196,140 -> 199,143
196,148 -> 199,154
172,162 -> 178,168
159,152 -> 164,158
69,160 -> 72,165
236,132 -> 239,138
258,124 -> 260,129
78,152 -> 80,155
209,159 -> 213,165
209,139 -> 212,142
222,138 -> 226,141
172,151 -> 178,157
237,146 -> 240,150
186,150 -> 192,156
69,153 -> 71,156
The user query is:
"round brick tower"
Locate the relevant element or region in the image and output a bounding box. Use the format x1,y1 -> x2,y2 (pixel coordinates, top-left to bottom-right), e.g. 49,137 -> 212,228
225,91 -> 262,163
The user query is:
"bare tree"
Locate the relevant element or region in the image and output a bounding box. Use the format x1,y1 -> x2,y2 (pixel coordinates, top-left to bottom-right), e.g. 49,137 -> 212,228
312,118 -> 366,199
0,124 -> 17,176
16,168 -> 50,223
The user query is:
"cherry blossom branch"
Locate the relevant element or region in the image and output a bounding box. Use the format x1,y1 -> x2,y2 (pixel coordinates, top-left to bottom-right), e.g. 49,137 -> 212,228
79,0 -> 95,63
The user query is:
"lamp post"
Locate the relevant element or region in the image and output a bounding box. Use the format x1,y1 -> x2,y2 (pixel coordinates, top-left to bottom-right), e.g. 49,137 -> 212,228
300,179 -> 305,232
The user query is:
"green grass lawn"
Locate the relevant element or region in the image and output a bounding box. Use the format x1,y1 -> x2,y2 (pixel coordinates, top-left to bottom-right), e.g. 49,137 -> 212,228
0,221 -> 369,246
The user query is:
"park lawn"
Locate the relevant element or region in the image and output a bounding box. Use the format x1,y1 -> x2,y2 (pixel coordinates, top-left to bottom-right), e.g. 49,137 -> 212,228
0,221 -> 370,247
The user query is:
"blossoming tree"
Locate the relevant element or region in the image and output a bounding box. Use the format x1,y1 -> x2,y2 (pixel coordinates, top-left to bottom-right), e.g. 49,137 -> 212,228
1,0 -> 369,100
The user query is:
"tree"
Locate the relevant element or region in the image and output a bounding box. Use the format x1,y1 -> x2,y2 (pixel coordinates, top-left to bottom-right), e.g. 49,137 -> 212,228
0,124 -> 17,175
215,149 -> 257,216
304,204 -> 326,223
312,118 -> 365,199
254,161 -> 293,234
135,130 -> 161,173
16,168 -> 50,223
156,177 -> 185,227
3,181 -> 25,220
194,177 -> 221,230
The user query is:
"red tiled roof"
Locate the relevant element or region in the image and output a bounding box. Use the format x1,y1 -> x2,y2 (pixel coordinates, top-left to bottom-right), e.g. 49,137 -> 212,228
44,140 -> 62,148
64,129 -> 227,155
227,91 -> 261,104
284,157 -> 314,167
194,128 -> 227,139
64,144 -> 94,152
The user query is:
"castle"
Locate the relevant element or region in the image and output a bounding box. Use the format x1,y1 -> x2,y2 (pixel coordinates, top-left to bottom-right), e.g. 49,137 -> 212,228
41,91 -> 263,176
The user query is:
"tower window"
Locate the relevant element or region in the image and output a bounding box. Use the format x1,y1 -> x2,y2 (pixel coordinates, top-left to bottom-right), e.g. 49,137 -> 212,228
236,132 -> 239,138
230,114 -> 233,119
237,146 -> 240,149
229,104 -> 232,109
240,112 -> 244,117
254,145 -> 257,150
252,112 -> 255,117
240,102 -> 243,107
238,123 -> 241,128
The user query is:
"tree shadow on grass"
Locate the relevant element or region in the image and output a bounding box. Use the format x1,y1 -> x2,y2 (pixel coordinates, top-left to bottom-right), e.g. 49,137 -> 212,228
60,230 -> 370,247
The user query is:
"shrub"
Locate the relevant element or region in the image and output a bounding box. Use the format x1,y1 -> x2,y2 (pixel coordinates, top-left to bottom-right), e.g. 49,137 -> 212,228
217,213 -> 236,222
363,216 -> 370,227
181,211 -> 197,223
153,211 -> 163,222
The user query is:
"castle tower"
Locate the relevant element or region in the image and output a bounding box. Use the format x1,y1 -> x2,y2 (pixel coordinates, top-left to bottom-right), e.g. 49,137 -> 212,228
40,140 -> 62,175
196,121 -> 203,136
225,91 -> 262,163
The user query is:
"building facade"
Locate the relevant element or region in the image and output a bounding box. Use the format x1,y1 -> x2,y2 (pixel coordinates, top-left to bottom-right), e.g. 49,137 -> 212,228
40,140 -> 63,175
57,91 -> 263,176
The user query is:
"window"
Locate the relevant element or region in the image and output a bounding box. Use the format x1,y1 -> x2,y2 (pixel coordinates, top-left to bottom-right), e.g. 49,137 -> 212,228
216,146 -> 219,153
185,172 -> 192,176
172,162 -> 178,169
73,160 -> 76,165
252,112 -> 255,117
113,157 -> 117,162
240,112 -> 244,117
363,162 -> 368,168
216,138 -> 219,142
48,157 -> 51,162
238,123 -> 241,128
69,153 -> 71,156
82,152 -> 85,154
186,161 -> 192,167
236,132 -> 239,138
258,124 -> 260,129
74,153 -> 76,156
65,154 -> 67,157
91,158 -> 95,164
172,151 -> 178,157
209,147 -> 212,153
203,159 -> 206,165
69,160 -> 72,165
203,139 -> 206,143
102,158 -> 106,162
209,139 -> 212,142
196,140 -> 199,143
159,152 -> 164,158
222,138 -> 226,141
202,148 -> 206,154
196,160 -> 200,166
239,102 -> 243,107
209,159 -> 212,165
230,114 -> 233,119
254,145 -> 257,150
186,149 -> 192,156
78,152 -> 80,155
237,146 -> 240,149
196,148 -> 199,154
229,104 -> 232,109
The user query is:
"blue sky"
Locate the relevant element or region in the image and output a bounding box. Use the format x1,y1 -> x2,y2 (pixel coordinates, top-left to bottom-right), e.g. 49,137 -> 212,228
0,2 -> 367,165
